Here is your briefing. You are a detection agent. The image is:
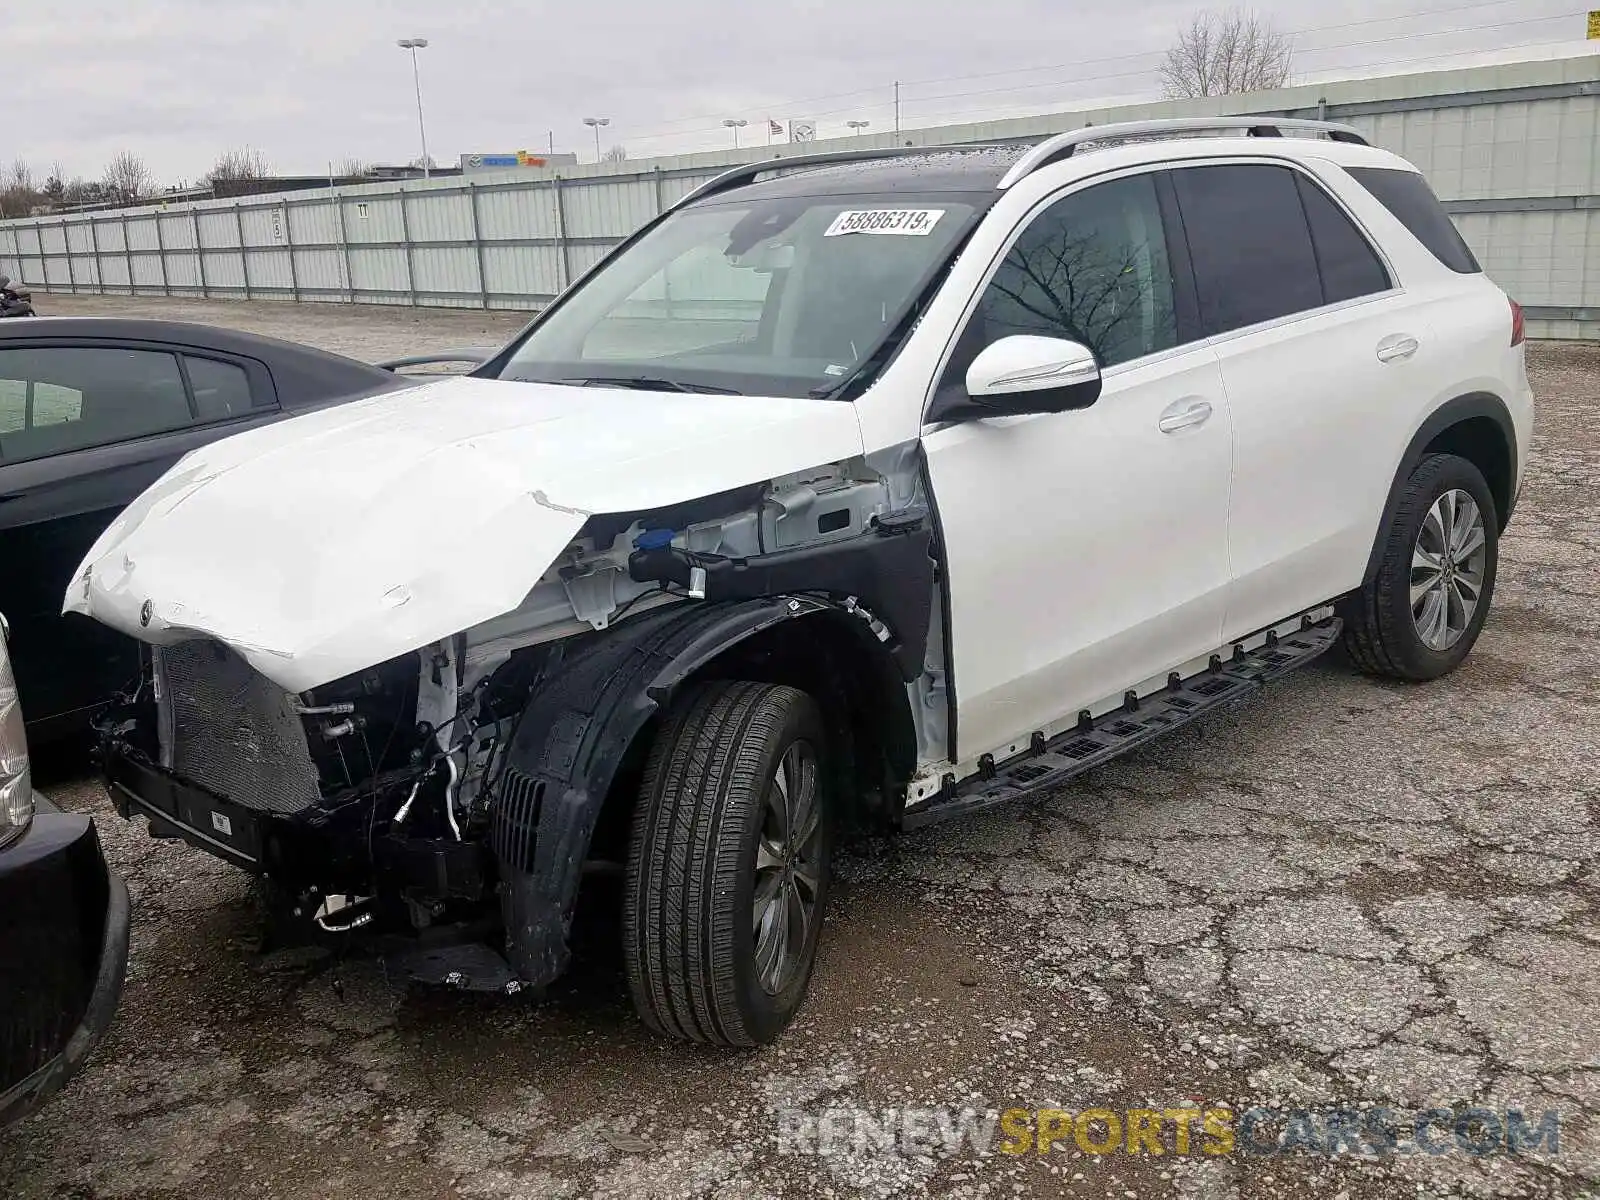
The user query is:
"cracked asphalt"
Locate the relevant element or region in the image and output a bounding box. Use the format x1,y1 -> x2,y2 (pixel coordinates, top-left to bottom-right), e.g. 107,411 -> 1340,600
2,296 -> 1597,1199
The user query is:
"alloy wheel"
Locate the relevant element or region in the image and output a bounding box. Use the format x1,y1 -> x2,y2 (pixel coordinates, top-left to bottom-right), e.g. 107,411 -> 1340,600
1410,487 -> 1488,651
752,740 -> 822,995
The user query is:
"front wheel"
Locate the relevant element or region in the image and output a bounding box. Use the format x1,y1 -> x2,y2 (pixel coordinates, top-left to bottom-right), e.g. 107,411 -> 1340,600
1340,451 -> 1499,681
623,681 -> 831,1046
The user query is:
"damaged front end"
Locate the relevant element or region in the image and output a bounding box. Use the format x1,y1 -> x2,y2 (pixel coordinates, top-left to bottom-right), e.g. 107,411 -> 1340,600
94,445 -> 936,997
99,633 -> 558,992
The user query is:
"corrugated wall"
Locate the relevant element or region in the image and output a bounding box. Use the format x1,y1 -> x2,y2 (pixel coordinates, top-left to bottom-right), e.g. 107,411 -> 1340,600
4,55 -> 1598,337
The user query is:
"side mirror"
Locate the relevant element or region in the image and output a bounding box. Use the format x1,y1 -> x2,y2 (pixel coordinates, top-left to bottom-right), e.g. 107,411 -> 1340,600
962,335 -> 1102,416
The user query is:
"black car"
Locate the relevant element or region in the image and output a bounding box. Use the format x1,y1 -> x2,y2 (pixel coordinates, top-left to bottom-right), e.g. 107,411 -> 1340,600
0,613 -> 130,1126
0,319 -> 410,744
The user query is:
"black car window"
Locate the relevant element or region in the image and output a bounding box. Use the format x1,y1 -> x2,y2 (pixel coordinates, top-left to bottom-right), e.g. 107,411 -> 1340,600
1347,166 -> 1481,274
1293,173 -> 1392,304
970,172 -> 1181,369
0,347 -> 193,463
184,355 -> 255,419
1172,163 -> 1327,336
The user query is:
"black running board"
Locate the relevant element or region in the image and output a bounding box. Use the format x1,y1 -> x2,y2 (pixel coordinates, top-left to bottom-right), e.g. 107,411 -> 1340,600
902,617 -> 1343,829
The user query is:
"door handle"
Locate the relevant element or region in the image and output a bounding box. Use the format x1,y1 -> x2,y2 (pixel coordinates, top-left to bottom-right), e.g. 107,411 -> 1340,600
1158,399 -> 1213,434
1376,334 -> 1419,363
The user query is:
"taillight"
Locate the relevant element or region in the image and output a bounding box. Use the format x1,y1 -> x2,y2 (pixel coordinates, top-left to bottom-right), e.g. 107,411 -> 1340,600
1510,298 -> 1525,346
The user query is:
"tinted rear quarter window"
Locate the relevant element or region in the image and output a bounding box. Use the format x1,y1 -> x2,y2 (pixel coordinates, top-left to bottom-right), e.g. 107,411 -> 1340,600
184,355 -> 256,419
1171,164 -> 1323,335
1293,173 -> 1391,303
1348,166 -> 1480,274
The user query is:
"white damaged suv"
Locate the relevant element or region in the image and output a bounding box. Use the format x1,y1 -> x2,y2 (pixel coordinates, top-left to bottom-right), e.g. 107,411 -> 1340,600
74,118 -> 1533,1045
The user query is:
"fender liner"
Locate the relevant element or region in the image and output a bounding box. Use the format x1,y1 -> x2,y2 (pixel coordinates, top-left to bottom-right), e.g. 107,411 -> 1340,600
492,595 -> 863,988
1362,391 -> 1519,585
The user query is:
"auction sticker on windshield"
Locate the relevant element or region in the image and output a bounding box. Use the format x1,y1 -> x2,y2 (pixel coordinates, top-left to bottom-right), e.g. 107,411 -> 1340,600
824,209 -> 945,236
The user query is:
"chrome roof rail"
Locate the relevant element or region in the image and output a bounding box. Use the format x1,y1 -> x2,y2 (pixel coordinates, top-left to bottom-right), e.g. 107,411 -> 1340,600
672,144 -> 1009,210
996,117 -> 1369,189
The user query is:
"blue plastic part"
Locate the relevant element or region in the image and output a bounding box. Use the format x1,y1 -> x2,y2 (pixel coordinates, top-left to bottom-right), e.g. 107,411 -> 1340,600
633,528 -> 676,551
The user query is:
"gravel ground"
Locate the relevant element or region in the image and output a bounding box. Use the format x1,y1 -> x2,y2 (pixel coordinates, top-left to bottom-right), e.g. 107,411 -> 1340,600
3,295 -> 1597,1199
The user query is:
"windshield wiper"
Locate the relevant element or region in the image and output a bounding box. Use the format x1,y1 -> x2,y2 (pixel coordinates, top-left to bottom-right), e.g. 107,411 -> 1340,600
557,376 -> 743,396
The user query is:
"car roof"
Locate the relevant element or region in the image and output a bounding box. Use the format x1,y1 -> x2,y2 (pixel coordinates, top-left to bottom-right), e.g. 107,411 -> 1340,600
0,316 -> 408,401
686,130 -> 1416,209
695,145 -> 1031,204
0,316 -> 376,363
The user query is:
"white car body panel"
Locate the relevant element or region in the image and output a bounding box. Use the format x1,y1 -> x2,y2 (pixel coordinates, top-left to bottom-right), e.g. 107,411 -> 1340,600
923,344 -> 1234,760
64,375 -> 864,694
1216,154 -> 1524,641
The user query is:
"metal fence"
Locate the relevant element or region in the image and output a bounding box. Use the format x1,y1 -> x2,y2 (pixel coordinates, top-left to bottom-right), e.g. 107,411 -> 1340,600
4,54 -> 1599,338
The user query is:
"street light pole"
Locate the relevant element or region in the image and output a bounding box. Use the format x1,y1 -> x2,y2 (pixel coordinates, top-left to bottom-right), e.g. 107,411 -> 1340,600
846,120 -> 871,136
396,38 -> 431,178
722,118 -> 748,148
583,116 -> 611,162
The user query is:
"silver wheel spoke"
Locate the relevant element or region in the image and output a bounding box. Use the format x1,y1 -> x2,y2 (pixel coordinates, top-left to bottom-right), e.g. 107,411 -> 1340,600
755,837 -> 786,874
753,875 -> 786,991
1415,588 -> 1449,648
786,881 -> 810,966
791,859 -> 822,899
764,894 -> 791,990
1425,496 -> 1451,555
770,761 -> 793,843
1410,561 -> 1443,605
790,757 -> 820,852
1450,578 -> 1479,626
1451,498 -> 1483,557
753,871 -> 783,928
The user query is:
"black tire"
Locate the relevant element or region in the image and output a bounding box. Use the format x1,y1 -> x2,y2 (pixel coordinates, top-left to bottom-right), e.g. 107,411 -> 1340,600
1340,452 -> 1499,681
623,680 -> 831,1046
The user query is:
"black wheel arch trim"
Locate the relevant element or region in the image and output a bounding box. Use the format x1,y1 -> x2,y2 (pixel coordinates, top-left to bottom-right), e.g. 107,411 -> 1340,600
1363,390 -> 1519,585
494,595 -> 912,988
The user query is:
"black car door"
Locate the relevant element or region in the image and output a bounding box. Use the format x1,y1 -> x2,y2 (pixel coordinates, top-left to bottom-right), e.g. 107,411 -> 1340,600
0,340 -> 281,738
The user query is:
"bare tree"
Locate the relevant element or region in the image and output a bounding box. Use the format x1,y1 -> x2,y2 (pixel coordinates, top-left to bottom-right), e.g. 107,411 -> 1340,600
0,159 -> 38,218
410,153 -> 437,171
334,156 -> 373,179
103,150 -> 153,206
64,177 -> 108,206
42,161 -> 66,205
601,144 -> 628,165
1159,8 -> 1293,99
207,146 -> 271,186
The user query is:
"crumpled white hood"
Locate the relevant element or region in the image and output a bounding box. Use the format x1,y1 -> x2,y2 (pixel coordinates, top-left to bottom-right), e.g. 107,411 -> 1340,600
66,375 -> 864,693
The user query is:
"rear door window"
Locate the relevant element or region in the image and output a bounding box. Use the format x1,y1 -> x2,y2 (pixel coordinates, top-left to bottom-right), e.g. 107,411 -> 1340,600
1171,164 -> 1324,336
0,347 -> 194,463
1347,166 -> 1480,274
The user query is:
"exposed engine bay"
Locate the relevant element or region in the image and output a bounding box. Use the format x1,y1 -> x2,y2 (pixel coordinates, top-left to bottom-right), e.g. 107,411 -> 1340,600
98,450 -> 939,994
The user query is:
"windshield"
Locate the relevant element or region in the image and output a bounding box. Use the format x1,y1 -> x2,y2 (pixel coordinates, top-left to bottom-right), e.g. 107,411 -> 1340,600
494,193 -> 977,397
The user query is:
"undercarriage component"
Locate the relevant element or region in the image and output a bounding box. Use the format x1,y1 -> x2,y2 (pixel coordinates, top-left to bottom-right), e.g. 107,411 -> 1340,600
383,940 -> 525,995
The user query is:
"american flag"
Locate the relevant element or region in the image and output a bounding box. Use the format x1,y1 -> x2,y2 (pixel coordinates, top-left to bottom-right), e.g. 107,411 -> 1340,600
769,119 -> 784,137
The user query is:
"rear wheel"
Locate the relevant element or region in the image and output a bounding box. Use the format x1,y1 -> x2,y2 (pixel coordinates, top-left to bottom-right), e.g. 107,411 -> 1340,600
623,681 -> 830,1046
1340,452 -> 1499,681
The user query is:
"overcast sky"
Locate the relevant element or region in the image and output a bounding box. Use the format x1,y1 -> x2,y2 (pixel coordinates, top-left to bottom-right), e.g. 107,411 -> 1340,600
6,0 -> 1590,184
